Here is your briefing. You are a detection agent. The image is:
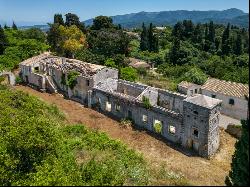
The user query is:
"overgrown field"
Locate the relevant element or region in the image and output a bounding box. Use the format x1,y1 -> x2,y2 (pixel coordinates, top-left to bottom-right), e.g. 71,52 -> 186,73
0,85 -> 189,186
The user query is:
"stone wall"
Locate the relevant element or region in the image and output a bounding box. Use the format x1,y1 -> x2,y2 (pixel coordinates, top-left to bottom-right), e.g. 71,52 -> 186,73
182,101 -> 220,157
91,88 -> 183,144
117,80 -> 148,97
158,89 -> 187,114
28,72 -> 45,89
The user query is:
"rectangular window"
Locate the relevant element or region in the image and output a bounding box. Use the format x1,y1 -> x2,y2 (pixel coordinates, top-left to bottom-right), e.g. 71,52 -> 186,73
154,120 -> 162,134
105,101 -> 112,112
212,94 -> 216,98
115,103 -> 120,112
193,128 -> 199,138
142,115 -> 148,123
229,99 -> 235,105
169,125 -> 176,135
195,89 -> 197,94
86,80 -> 90,86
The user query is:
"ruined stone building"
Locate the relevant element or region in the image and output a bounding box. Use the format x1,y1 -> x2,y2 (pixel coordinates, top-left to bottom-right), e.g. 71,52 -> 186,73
20,53 -> 223,158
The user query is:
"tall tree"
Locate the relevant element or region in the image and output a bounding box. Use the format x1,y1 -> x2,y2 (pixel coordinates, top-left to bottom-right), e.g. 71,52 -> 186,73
208,21 -> 215,43
54,14 -> 64,25
148,23 -> 154,51
47,23 -> 64,55
0,25 -> 8,55
222,23 -> 231,55
169,37 -> 181,65
172,22 -> 184,39
140,22 -> 148,51
234,32 -> 243,55
204,23 -> 210,52
91,16 -> 114,30
65,13 -> 85,33
225,119 -> 249,186
192,23 -> 203,44
183,20 -> 194,39
4,24 -> 8,29
12,22 -> 17,30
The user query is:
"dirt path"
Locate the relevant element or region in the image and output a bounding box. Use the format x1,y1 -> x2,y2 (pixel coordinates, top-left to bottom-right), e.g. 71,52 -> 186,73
15,85 -> 236,186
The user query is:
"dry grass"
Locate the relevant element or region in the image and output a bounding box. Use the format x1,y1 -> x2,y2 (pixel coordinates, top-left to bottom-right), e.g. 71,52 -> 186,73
15,85 -> 236,186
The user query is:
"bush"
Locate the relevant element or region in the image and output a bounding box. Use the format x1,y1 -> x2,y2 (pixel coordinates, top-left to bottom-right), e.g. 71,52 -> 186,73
142,96 -> 152,109
66,71 -> 80,89
15,75 -> 23,84
182,67 -> 208,85
120,67 -> 138,82
0,87 -> 149,186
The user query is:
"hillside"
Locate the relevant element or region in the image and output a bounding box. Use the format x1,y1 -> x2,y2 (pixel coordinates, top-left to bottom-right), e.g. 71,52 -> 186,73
0,85 -> 190,186
84,8 -> 249,28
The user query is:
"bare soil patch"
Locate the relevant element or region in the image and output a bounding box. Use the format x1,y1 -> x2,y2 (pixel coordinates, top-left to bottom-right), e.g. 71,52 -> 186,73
15,85 -> 236,186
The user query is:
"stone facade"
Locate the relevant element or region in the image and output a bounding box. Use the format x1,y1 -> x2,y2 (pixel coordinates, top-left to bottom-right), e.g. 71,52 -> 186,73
20,53 -> 223,158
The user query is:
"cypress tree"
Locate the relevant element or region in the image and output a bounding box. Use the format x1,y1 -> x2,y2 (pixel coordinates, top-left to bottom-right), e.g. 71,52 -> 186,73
234,32 -> 242,55
192,23 -> 203,44
54,14 -> 64,25
0,25 -> 8,55
169,37 -> 181,65
148,23 -> 154,51
225,119 -> 249,186
183,20 -> 194,39
140,22 -> 148,51
12,21 -> 18,30
208,21 -> 215,43
222,23 -> 231,55
4,24 -> 8,29
204,23 -> 210,52
172,22 -> 184,39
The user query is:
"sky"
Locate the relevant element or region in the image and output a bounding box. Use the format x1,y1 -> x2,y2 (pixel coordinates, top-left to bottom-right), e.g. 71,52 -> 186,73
0,0 -> 249,26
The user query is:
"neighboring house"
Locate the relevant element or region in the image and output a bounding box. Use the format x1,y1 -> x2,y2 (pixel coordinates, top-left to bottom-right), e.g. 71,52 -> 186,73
201,78 -> 249,120
20,53 -> 223,158
178,81 -> 202,96
128,58 -> 151,70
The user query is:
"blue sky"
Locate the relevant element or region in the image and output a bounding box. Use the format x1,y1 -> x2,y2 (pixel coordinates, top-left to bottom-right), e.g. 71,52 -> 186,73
0,0 -> 249,26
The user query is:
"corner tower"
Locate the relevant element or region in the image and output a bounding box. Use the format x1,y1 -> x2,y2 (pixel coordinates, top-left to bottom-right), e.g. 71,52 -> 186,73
182,95 -> 222,157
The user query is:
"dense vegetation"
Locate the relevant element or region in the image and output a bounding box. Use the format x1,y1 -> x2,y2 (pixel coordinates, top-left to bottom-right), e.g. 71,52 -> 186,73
0,85 -> 148,185
0,85 -> 190,186
0,24 -> 49,71
225,119 -> 249,186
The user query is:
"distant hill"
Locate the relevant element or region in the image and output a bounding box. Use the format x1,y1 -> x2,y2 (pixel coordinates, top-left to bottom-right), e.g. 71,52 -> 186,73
18,25 -> 50,32
84,8 -> 249,28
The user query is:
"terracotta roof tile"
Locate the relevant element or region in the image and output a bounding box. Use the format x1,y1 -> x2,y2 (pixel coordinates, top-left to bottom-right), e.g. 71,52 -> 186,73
201,78 -> 249,99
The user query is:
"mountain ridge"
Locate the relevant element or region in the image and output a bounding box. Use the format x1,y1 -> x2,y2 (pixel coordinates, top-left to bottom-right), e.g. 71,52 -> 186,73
84,8 -> 249,28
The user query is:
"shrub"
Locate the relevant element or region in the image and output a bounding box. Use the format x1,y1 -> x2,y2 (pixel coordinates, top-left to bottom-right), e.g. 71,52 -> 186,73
142,96 -> 152,109
66,71 -> 80,89
15,75 -> 23,84
120,67 -> 138,82
182,67 -> 208,85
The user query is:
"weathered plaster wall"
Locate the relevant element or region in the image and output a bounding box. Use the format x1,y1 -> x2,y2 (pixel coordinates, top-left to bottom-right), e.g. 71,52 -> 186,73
202,89 -> 248,120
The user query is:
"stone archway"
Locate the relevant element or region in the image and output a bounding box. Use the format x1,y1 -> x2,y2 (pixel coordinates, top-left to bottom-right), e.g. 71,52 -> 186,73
0,71 -> 16,85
